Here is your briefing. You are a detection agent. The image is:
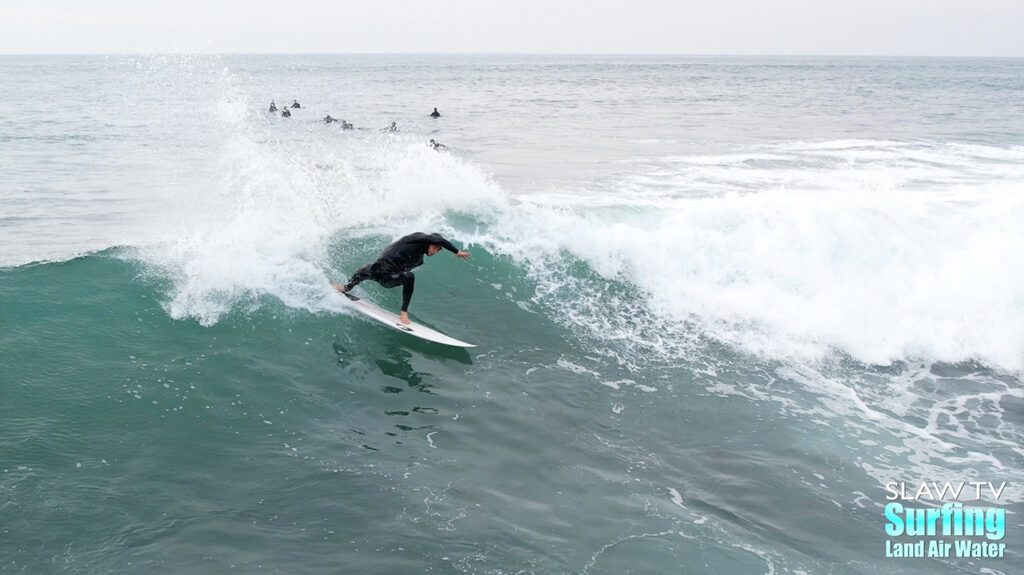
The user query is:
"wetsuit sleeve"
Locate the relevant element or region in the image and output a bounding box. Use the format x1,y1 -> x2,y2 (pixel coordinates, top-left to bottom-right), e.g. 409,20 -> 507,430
426,234 -> 459,254
400,273 -> 415,311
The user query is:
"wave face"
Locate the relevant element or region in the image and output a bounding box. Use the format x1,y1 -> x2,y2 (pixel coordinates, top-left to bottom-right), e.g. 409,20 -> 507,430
2,55 -> 1023,574
136,117 -> 1024,373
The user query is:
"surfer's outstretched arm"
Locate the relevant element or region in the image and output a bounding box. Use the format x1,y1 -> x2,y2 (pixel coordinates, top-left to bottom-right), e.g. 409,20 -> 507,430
399,272 -> 415,313
391,272 -> 414,324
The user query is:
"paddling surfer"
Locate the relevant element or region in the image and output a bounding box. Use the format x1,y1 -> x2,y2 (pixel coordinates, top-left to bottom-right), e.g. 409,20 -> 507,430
333,233 -> 471,324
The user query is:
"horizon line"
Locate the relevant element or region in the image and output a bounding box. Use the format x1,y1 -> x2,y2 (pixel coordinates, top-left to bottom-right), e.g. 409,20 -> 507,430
2,51 -> 1023,59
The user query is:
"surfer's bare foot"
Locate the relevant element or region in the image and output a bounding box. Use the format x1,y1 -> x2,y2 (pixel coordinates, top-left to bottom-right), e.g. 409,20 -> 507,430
331,283 -> 347,293
400,311 -> 411,324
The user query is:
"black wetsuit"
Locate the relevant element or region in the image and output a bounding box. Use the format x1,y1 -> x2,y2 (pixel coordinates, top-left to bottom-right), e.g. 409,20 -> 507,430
344,233 -> 460,311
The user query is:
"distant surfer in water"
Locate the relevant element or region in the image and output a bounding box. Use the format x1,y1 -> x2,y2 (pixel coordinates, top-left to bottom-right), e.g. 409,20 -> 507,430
429,139 -> 447,150
430,107 -> 441,118
333,233 -> 471,324
269,100 -> 277,112
291,99 -> 302,109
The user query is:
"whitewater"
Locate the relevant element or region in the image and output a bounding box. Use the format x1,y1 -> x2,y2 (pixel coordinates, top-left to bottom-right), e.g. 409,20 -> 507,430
1,54 -> 1022,574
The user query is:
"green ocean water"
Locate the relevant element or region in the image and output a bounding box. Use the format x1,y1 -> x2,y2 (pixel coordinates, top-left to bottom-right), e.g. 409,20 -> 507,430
3,248 -> 1020,573
2,55 -> 1023,573
1,249 -> 770,573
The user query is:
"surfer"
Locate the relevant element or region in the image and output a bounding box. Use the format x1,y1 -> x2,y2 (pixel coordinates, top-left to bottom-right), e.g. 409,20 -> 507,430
429,139 -> 447,151
333,233 -> 471,324
324,115 -> 337,124
430,107 -> 441,118
281,107 -> 291,117
382,121 -> 398,133
291,99 -> 302,109
269,100 -> 277,112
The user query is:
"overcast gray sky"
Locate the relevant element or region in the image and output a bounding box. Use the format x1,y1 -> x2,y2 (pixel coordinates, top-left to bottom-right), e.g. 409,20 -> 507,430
1,0 -> 1022,56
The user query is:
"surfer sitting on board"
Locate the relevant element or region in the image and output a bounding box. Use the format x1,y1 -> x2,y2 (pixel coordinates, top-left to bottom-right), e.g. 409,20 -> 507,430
333,232 -> 471,324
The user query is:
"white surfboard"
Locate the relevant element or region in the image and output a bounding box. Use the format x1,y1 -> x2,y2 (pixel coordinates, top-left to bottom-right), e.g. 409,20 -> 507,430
341,293 -> 476,348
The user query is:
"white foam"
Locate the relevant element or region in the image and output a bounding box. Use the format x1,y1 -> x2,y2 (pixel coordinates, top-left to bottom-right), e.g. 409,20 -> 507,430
477,141 -> 1024,372
138,93 -> 502,325
122,64 -> 1024,375
667,487 -> 685,509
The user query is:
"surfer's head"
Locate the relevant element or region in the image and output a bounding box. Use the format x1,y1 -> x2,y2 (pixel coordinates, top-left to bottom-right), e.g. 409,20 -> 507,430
427,245 -> 443,256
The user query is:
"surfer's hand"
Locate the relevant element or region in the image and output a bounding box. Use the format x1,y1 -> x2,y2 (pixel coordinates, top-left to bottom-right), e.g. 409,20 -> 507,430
400,311 -> 411,324
331,283 -> 347,293
456,251 -> 471,260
